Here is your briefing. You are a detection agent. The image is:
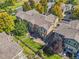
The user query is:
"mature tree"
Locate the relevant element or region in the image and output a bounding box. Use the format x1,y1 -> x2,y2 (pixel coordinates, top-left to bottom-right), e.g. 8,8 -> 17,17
72,5 -> 79,19
13,19 -> 28,36
56,0 -> 67,3
5,0 -> 15,6
44,5 -> 48,14
70,0 -> 79,5
29,0 -> 36,9
50,54 -> 62,59
0,0 -> 16,9
36,3 -> 44,14
23,2 -> 32,11
50,2 -> 63,18
0,12 -> 15,33
39,0 -> 48,6
39,0 -> 48,13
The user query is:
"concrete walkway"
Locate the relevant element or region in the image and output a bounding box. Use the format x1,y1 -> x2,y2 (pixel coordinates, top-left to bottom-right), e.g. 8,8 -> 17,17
0,32 -> 22,59
12,50 -> 27,59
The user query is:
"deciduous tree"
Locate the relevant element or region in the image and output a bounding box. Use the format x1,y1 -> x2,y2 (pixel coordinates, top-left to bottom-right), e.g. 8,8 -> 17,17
13,19 -> 28,36
5,0 -> 15,6
70,0 -> 79,5
0,12 -> 15,33
72,5 -> 79,19
56,0 -> 67,3
39,0 -> 48,13
29,0 -> 35,8
36,3 -> 44,14
50,2 -> 63,18
40,0 -> 48,6
23,2 -> 32,11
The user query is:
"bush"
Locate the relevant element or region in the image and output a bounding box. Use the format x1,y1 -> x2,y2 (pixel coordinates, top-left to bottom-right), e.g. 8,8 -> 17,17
50,2 -> 63,18
23,2 -> 32,11
0,12 -> 15,33
12,19 -> 28,36
29,0 -> 36,9
36,3 -> 44,14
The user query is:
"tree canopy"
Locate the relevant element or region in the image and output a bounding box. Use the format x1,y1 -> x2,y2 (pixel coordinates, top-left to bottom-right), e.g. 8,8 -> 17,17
72,5 -> 79,19
56,0 -> 67,3
29,0 -> 36,8
50,2 -> 63,18
12,19 -> 28,36
0,12 -> 15,33
23,2 -> 32,11
39,0 -> 48,14
23,0 -> 36,11
39,0 -> 48,6
5,0 -> 16,6
70,0 -> 79,5
36,3 -> 44,14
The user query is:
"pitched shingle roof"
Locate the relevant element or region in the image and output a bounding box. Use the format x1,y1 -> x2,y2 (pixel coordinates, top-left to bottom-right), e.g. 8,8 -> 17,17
45,14 -> 57,23
55,20 -> 79,42
69,20 -> 79,30
16,10 -> 57,30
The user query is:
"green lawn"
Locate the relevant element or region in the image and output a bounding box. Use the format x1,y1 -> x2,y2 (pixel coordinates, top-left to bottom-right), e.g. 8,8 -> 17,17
19,42 -> 35,59
20,38 -> 43,51
47,54 -> 62,59
14,35 -> 62,59
15,35 -> 43,52
39,50 -> 62,59
22,38 -> 42,51
14,35 -> 43,59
